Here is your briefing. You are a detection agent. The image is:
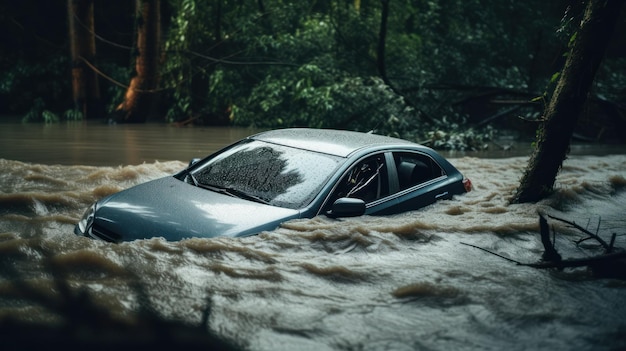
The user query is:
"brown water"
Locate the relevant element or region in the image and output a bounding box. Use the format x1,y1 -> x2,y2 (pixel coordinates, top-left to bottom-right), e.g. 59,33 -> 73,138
1,121 -> 626,350
0,121 -> 261,166
2,121 -> 626,166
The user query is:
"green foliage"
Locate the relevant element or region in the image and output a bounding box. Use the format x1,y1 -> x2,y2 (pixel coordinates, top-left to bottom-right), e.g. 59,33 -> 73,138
22,98 -> 59,123
234,70 -> 417,131
161,0 -> 195,121
22,98 -> 84,123
161,0 -> 216,122
63,108 -> 84,121
426,126 -> 495,151
7,0 -> 624,150
152,0 -> 579,148
1,57 -> 70,115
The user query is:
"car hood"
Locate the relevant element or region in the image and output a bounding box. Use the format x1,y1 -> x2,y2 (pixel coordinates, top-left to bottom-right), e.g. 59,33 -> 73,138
92,176 -> 301,242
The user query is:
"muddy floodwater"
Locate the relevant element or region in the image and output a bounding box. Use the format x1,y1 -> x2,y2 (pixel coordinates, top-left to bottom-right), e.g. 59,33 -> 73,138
1,121 -> 626,350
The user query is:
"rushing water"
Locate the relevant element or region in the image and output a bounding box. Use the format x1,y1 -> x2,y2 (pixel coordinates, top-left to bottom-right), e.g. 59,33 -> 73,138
1,121 -> 626,350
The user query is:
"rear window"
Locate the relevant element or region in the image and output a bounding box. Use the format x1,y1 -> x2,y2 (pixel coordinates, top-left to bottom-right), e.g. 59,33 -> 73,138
394,152 -> 445,190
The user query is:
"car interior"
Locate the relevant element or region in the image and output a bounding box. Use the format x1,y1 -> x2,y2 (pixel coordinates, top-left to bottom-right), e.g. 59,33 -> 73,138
341,154 -> 388,203
328,152 -> 446,207
394,152 -> 444,191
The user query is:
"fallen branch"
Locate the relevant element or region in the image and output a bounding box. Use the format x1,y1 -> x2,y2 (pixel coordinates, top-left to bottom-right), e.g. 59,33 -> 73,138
461,241 -> 625,270
461,213 -> 626,279
459,242 -> 524,265
539,213 -> 561,262
546,214 -> 612,252
522,249 -> 625,270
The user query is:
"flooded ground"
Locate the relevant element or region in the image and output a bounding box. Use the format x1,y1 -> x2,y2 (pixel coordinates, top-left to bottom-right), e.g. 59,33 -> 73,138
1,121 -> 625,350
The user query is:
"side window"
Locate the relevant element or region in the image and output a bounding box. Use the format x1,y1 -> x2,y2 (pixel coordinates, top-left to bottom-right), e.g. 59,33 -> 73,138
328,154 -> 389,204
394,152 -> 445,191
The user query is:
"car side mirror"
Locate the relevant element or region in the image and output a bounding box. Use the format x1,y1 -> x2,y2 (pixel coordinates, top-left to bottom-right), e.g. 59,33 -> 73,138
188,158 -> 201,167
326,198 -> 366,218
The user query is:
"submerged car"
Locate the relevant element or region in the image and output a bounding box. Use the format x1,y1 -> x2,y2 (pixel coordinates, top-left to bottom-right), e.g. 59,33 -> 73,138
75,128 -> 472,242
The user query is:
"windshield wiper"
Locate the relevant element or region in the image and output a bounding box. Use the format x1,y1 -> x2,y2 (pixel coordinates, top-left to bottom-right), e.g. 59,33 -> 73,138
187,173 -> 199,186
199,183 -> 271,205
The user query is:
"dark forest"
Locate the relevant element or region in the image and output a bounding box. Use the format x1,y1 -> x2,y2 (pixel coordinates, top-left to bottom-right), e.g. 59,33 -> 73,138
1,0 -> 625,147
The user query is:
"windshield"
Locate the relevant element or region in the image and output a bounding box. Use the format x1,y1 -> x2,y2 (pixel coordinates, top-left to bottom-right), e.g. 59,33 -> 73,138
187,140 -> 344,209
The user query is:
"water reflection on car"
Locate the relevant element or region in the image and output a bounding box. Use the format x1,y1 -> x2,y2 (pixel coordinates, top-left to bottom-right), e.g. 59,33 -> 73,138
75,128 -> 472,242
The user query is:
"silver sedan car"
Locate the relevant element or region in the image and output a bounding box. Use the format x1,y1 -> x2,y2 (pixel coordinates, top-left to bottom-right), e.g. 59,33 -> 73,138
75,128 -> 472,242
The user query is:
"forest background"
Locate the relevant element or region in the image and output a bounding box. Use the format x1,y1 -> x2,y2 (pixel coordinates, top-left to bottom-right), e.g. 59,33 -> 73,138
1,0 -> 625,150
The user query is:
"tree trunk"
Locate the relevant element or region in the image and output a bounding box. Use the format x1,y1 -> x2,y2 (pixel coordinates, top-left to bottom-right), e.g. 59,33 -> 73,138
115,0 -> 162,123
67,0 -> 102,119
377,0 -> 390,86
375,0 -> 434,126
511,0 -> 625,204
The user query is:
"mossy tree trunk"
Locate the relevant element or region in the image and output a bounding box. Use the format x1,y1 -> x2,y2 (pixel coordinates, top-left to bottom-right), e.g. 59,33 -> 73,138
68,0 -> 102,119
511,0 -> 625,204
115,0 -> 161,123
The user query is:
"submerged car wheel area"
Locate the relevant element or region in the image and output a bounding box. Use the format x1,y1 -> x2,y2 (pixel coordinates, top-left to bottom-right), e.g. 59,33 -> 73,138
75,128 -> 471,242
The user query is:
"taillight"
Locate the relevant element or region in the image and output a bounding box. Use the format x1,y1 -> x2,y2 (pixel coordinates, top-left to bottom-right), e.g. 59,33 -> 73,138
463,178 -> 472,192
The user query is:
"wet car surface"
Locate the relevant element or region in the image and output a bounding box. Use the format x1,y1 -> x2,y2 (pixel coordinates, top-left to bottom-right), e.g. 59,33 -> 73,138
75,128 -> 472,242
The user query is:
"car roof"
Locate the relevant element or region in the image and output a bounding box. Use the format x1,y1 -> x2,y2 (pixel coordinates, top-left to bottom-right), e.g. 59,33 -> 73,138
250,128 -> 420,157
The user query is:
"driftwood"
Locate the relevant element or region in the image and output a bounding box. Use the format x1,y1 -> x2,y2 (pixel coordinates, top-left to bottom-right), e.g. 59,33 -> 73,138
462,213 -> 626,279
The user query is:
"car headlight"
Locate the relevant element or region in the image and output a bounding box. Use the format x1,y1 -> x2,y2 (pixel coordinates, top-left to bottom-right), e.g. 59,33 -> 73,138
76,203 -> 96,235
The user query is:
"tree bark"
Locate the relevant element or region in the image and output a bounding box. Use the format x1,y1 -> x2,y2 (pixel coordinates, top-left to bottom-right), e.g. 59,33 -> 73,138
67,0 -> 102,119
512,0 -> 625,203
377,0 -> 390,86
115,0 -> 162,123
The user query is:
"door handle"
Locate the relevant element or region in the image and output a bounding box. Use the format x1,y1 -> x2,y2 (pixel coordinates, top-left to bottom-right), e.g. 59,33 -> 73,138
435,191 -> 449,199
